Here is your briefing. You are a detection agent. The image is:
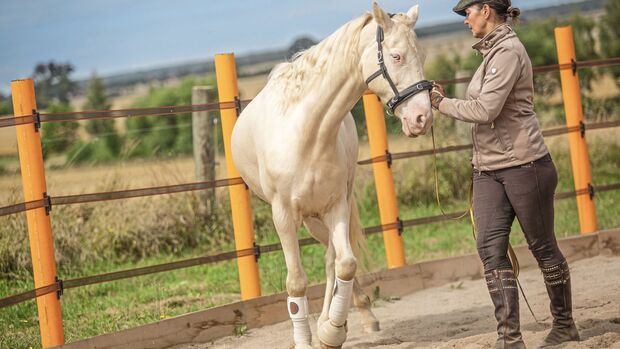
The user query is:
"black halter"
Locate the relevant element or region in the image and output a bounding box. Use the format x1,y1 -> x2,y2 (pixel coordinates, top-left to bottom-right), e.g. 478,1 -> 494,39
365,24 -> 433,113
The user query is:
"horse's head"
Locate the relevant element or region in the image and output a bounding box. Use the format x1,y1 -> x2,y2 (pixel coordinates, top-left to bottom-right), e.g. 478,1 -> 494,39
362,2 -> 433,138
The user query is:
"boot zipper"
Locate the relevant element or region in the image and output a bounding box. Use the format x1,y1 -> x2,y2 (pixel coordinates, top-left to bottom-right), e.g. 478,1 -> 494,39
495,270 -> 508,345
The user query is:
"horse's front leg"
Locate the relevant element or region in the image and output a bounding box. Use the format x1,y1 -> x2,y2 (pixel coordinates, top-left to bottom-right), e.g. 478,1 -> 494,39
319,240 -> 336,329
272,200 -> 312,349
302,216 -> 336,331
304,213 -> 380,334
318,199 -> 356,349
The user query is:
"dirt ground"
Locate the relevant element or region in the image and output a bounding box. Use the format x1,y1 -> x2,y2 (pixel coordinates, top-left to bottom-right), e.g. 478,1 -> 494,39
188,255 -> 620,349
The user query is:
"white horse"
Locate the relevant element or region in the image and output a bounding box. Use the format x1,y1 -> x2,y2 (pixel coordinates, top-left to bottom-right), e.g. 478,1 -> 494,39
231,2 -> 432,348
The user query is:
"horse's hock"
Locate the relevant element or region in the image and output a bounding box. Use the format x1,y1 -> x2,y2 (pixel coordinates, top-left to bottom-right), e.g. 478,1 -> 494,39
52,228 -> 620,349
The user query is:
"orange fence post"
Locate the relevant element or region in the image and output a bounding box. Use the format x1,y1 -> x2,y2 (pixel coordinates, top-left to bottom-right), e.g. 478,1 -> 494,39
214,53 -> 261,299
554,26 -> 598,234
362,93 -> 406,268
11,79 -> 65,347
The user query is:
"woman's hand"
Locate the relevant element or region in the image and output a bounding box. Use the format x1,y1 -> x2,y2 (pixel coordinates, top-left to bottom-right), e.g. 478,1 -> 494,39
430,82 -> 445,110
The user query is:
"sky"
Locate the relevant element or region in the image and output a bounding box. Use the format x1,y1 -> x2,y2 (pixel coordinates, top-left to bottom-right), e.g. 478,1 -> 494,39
0,0 -> 581,94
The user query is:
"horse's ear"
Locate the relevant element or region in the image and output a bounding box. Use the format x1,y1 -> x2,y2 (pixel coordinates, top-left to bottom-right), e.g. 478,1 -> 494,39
406,4 -> 419,28
372,2 -> 393,30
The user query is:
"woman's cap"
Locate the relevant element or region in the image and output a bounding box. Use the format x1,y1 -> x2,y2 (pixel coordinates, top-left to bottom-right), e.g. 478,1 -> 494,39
453,0 -> 481,16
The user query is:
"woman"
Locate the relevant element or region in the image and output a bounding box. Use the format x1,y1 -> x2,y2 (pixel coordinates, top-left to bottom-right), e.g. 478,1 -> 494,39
430,1 -> 580,348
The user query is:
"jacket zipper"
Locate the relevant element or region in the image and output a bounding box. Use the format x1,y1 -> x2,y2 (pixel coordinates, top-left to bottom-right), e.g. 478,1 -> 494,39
472,124 -> 482,168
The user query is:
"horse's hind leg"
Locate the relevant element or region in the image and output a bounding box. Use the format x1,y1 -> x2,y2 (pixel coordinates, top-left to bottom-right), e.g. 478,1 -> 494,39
273,201 -> 312,349
303,217 -> 335,330
304,217 -> 380,334
317,199 -> 357,348
352,279 -> 380,332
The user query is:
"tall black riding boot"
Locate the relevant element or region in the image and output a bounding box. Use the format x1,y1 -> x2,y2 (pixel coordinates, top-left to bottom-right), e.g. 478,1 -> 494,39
486,269 -> 526,349
538,261 -> 580,348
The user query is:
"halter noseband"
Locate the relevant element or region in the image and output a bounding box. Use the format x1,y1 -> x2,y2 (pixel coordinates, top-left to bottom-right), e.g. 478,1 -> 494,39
365,22 -> 433,114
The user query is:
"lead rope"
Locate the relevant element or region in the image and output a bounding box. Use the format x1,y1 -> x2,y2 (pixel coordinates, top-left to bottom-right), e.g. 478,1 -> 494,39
430,126 -> 539,322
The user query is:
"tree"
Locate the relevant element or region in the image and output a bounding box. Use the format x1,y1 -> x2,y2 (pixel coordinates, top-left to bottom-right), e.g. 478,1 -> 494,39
0,92 -> 12,116
599,0 -> 620,79
425,53 -> 460,97
287,36 -> 318,60
32,61 -> 77,109
83,73 -> 111,111
82,73 -> 121,161
41,103 -> 78,159
126,76 -> 217,158
515,14 -> 599,95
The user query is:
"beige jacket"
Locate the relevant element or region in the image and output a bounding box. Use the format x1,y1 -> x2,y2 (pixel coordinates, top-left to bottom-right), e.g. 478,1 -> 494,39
439,24 -> 548,171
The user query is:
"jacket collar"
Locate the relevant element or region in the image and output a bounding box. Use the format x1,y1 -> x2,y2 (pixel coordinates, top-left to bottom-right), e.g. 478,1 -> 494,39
472,24 -> 514,56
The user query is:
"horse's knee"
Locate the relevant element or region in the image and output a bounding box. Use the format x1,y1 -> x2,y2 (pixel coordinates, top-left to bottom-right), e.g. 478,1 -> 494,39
287,272 -> 308,297
335,255 -> 357,281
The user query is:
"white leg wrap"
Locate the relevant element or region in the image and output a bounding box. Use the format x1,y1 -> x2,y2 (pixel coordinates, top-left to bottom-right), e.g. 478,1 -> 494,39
328,277 -> 354,326
288,296 -> 312,346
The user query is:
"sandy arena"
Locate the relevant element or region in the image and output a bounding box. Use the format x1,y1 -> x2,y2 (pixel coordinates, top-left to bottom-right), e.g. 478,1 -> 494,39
191,255 -> 619,349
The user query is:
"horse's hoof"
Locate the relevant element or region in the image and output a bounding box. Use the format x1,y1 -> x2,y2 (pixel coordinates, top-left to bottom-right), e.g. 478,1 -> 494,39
363,320 -> 380,333
318,321 -> 347,348
294,344 -> 313,349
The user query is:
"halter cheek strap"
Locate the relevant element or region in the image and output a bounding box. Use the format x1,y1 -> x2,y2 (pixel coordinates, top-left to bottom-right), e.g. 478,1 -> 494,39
365,24 -> 433,113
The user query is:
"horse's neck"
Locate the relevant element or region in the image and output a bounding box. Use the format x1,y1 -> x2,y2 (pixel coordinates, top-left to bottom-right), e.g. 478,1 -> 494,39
282,16 -> 372,151
301,57 -> 366,146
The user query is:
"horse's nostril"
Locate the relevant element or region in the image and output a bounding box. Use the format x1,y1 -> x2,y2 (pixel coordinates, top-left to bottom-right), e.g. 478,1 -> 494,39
416,114 -> 425,125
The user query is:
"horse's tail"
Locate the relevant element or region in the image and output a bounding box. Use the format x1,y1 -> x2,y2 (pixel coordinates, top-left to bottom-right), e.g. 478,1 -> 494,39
349,193 -> 370,272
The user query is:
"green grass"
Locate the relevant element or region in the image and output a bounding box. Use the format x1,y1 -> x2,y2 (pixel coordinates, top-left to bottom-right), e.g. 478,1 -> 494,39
0,254 -> 242,348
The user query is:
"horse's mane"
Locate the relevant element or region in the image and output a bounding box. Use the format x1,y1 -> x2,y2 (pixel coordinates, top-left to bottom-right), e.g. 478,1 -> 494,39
267,13 -> 373,106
